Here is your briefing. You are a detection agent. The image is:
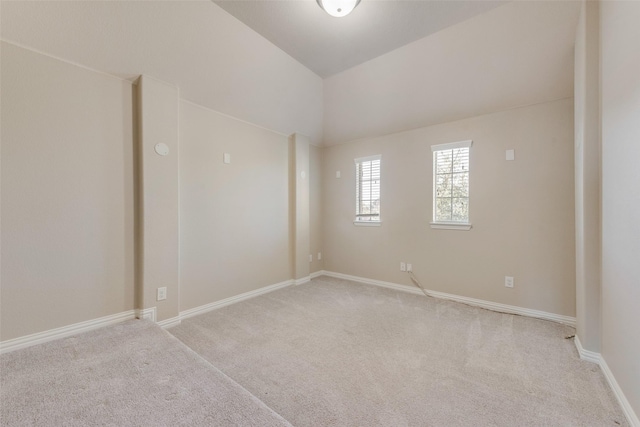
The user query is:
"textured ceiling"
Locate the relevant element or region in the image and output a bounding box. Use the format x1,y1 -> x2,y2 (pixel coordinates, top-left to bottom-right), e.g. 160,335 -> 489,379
213,0 -> 506,77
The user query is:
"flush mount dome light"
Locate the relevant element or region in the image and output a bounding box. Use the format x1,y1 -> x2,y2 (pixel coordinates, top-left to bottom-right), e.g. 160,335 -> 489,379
316,0 -> 361,18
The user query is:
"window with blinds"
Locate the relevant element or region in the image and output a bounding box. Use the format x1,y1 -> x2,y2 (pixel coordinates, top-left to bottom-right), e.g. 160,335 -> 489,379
431,141 -> 472,227
355,155 -> 381,223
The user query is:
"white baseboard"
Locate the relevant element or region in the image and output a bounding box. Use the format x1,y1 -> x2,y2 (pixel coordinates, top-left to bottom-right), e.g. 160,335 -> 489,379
574,335 -> 602,364
316,271 -> 639,426
575,335 -> 640,427
137,307 -> 180,328
600,356 -> 640,427
136,307 -> 156,322
295,276 -> 311,285
0,278 -> 295,352
310,270 -> 324,279
319,271 -> 577,327
0,310 -> 136,355
157,316 -> 181,329
179,278 -> 294,321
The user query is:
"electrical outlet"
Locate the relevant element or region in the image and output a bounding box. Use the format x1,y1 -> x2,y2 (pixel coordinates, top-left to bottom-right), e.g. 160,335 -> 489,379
505,276 -> 514,288
157,287 -> 167,301
407,263 -> 412,272
400,262 -> 406,272
309,254 -> 313,263
317,252 -> 322,260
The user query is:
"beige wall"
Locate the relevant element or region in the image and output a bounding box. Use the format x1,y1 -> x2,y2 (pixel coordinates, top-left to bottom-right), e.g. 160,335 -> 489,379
600,0 -> 640,418
0,42 -> 135,340
0,42 -> 309,340
178,100 -> 290,311
137,76 -> 180,322
289,134 -> 311,281
322,99 -> 576,317
0,1 -> 324,144
309,144 -> 324,273
573,0 -> 601,352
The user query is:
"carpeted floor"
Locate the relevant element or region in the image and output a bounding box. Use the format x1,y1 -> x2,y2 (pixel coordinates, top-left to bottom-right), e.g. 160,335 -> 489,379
1,276 -> 628,426
0,319 -> 291,426
170,275 -> 628,426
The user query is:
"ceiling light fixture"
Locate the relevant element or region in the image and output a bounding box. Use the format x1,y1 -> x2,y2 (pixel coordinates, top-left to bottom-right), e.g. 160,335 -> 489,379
316,0 -> 361,18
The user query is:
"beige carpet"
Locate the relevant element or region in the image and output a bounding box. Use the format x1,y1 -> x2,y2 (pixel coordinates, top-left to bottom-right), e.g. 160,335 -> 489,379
0,319 -> 291,426
170,275 -> 628,426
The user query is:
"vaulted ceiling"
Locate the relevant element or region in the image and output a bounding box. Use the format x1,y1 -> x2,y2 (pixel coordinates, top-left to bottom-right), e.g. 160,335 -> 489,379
1,1 -> 580,145
213,0 -> 506,77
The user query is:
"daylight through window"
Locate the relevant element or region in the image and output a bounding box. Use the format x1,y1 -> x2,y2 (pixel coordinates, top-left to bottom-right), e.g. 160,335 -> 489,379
355,155 -> 381,223
432,141 -> 472,224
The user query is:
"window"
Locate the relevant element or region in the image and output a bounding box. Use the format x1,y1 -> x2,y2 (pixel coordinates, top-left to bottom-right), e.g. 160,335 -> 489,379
354,155 -> 381,225
431,140 -> 472,230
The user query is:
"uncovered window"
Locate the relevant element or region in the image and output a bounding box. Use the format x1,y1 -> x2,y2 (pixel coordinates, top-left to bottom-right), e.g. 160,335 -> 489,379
354,155 -> 381,226
431,141 -> 472,230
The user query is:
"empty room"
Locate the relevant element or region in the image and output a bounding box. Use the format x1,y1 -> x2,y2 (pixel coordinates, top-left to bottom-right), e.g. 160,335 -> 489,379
1,0 -> 639,425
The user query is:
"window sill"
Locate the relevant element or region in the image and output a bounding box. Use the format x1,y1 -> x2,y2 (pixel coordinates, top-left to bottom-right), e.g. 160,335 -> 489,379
354,221 -> 381,227
430,222 -> 472,231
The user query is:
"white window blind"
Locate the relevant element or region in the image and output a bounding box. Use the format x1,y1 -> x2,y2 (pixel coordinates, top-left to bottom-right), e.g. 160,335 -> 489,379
355,155 -> 381,222
432,141 -> 472,225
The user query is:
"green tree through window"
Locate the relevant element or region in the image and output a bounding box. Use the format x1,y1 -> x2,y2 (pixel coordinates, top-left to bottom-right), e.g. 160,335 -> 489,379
432,141 -> 471,224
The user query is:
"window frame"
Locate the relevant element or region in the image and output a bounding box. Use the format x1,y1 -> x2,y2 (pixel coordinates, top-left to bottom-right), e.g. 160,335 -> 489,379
354,154 -> 382,227
430,140 -> 472,231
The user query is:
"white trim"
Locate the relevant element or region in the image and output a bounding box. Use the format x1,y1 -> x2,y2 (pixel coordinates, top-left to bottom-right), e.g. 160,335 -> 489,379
0,279 -> 295,353
354,220 -> 381,227
431,139 -> 473,151
430,222 -> 472,230
316,272 -> 640,425
136,307 -> 157,323
295,276 -> 311,286
310,270 -> 325,279
574,335 -> 602,364
354,154 -> 381,163
157,316 -> 181,329
0,310 -> 136,354
432,141 -> 471,225
600,357 -> 640,427
179,279 -> 294,321
577,335 -> 640,427
319,271 -> 576,327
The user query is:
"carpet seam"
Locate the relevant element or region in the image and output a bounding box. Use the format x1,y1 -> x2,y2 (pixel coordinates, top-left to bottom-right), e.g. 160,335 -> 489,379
162,323 -> 294,427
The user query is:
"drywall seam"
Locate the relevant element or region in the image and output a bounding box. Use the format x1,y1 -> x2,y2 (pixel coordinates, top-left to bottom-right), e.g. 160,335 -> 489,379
180,99 -> 289,139
0,310 -> 137,354
0,39 -> 136,83
319,271 -> 576,326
